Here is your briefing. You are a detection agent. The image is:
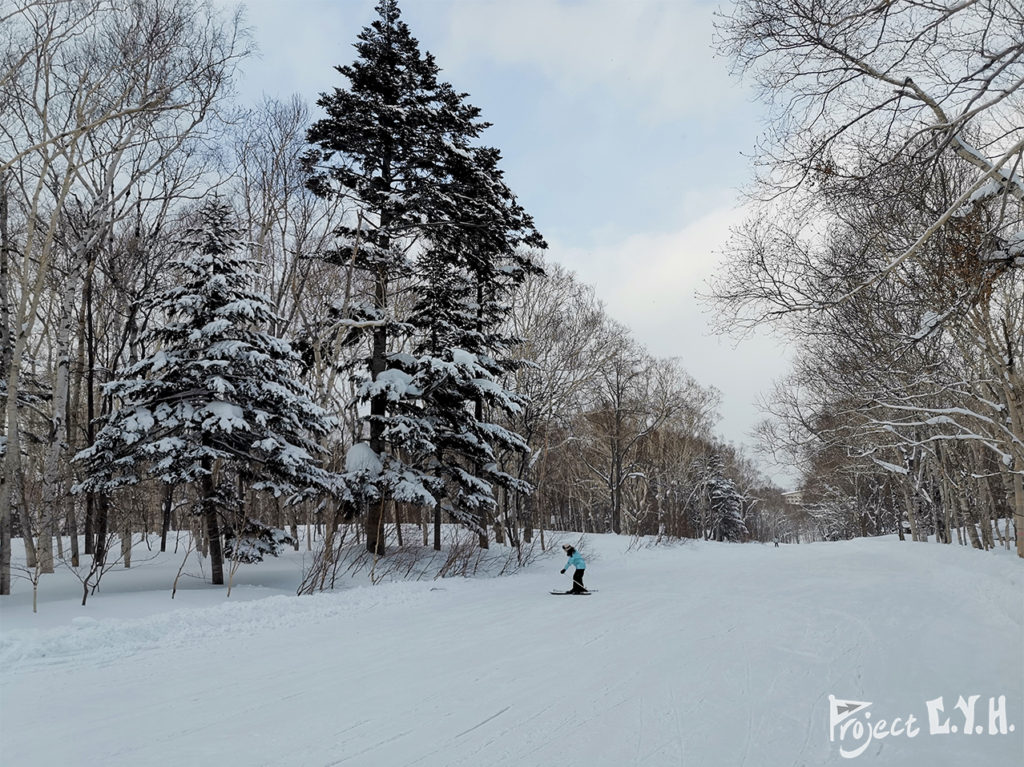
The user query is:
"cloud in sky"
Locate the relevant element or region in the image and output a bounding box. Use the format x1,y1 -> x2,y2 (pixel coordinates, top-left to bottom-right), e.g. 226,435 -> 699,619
418,0 -> 760,251
550,203 -> 795,482
228,0 -> 375,102
438,0 -> 744,124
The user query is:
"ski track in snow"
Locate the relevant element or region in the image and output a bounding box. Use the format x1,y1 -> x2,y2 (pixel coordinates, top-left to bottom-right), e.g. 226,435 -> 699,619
0,535 -> 1021,767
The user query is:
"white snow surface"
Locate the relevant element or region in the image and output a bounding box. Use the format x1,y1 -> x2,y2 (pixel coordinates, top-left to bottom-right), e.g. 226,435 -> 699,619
0,534 -> 1021,766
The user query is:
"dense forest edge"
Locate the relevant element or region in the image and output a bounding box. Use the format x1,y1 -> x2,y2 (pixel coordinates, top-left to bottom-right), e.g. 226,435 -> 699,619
2,0 -> 1021,603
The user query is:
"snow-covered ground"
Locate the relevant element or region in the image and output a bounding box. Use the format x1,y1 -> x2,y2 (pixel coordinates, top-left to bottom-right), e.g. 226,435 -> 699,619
1,533 -> 1021,766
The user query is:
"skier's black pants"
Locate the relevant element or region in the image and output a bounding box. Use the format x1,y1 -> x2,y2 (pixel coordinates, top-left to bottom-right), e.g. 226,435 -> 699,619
571,569 -> 585,593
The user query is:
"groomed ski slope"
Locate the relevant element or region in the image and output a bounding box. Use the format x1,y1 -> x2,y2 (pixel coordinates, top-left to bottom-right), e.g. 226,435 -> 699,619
1,535 -> 1021,766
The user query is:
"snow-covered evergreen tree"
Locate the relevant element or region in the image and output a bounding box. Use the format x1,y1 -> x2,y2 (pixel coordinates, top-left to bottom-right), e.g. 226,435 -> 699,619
700,454 -> 748,542
74,200 -> 344,584
305,0 -> 544,552
305,0 -> 460,553
408,141 -> 545,545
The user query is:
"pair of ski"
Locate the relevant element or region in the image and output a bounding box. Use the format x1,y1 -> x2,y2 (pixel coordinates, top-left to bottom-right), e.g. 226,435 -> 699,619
549,589 -> 597,596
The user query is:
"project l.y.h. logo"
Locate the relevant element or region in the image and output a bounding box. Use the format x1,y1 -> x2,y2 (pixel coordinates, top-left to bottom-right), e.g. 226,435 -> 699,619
828,693 -> 1016,759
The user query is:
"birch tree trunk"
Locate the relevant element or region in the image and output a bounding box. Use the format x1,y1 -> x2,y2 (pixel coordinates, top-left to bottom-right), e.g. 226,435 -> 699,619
1001,379 -> 1024,558
1011,472 -> 1024,559
38,259 -> 85,573
0,170 -> 10,594
962,490 -> 983,550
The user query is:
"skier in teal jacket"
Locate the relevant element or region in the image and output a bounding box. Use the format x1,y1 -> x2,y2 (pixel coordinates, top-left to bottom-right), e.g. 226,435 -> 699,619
560,544 -> 587,593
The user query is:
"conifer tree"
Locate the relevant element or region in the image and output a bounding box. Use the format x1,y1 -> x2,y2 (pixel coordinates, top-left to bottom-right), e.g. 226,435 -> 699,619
74,200 -> 342,584
409,143 -> 545,547
306,0 -> 456,553
305,0 -> 544,552
702,454 -> 748,542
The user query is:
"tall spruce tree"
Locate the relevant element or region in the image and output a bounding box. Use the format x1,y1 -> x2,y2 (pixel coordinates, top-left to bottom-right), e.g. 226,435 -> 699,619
305,0 -> 544,553
703,454 -> 748,542
74,200 -> 343,584
409,143 -> 545,548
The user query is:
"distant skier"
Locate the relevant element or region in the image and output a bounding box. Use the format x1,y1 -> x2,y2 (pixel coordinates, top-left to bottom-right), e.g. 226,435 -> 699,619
560,544 -> 587,594
773,537 -> 779,547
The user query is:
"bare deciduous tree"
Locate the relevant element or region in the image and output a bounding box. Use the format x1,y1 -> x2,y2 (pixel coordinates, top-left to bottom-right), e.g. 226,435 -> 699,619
718,0 -> 1023,299
0,0 -> 249,593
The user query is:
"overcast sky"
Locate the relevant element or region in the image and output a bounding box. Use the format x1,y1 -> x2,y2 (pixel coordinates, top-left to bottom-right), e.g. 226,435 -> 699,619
225,0 -> 795,486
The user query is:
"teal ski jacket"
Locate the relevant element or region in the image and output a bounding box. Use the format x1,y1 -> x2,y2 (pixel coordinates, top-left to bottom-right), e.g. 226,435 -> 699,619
563,552 -> 586,571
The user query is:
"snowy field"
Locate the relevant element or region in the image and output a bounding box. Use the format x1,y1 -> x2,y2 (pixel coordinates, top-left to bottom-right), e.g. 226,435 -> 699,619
1,533 -> 1021,766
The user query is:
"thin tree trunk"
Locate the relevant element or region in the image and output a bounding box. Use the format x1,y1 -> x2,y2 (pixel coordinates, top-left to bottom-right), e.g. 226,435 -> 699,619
66,503 -> 79,566
83,264 -> 97,555
997,465 -> 1015,550
38,261 -> 83,573
0,470 -> 11,595
160,484 -> 173,553
1004,392 -> 1024,558
16,480 -> 36,567
433,500 -> 441,552
1,381 -> 35,573
0,170 -> 11,594
522,490 -> 533,544
928,465 -> 942,544
977,469 -> 996,550
290,507 -> 300,552
365,267 -> 388,556
67,261 -> 89,570
494,486 -> 506,546
84,494 -> 95,557
963,493 -> 983,550
197,514 -> 208,558
902,482 -> 920,543
94,492 -> 109,567
364,173 -> 392,556
525,438 -> 548,545
122,526 -> 132,568
201,458 -> 224,585
1011,471 -> 1024,559
472,289 -> 489,551
319,506 -> 340,590
611,431 -> 622,534
393,500 -> 403,548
